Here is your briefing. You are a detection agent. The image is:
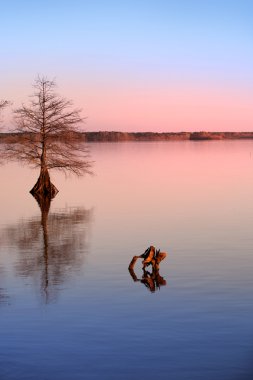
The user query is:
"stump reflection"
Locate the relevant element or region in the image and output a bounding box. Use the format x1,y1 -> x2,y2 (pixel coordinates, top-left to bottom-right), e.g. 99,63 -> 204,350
128,267 -> 166,293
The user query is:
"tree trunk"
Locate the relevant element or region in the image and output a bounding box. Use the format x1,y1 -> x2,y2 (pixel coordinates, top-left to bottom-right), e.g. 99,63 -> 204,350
30,167 -> 58,197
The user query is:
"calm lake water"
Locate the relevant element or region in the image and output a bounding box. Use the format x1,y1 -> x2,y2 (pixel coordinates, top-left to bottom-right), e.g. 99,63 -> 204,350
0,140 -> 253,380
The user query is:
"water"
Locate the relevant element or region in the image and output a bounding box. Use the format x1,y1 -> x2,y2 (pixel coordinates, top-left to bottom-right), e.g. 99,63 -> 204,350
0,140 -> 253,380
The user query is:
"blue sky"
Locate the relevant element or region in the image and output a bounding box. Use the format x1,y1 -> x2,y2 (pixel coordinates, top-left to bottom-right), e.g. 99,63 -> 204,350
1,0 -> 253,131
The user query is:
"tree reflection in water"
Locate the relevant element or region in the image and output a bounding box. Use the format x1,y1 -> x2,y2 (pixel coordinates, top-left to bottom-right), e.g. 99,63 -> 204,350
0,289 -> 9,305
0,265 -> 9,305
1,194 -> 92,303
0,280 -> 9,305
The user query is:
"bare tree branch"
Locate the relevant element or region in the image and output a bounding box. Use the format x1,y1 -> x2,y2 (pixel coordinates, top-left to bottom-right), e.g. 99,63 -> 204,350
0,100 -> 9,108
3,76 -> 92,195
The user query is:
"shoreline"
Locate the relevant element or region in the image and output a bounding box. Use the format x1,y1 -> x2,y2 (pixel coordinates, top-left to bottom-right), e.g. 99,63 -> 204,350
1,131 -> 253,142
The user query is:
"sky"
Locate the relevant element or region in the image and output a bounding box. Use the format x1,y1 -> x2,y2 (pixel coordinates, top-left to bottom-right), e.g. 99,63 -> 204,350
1,0 -> 253,132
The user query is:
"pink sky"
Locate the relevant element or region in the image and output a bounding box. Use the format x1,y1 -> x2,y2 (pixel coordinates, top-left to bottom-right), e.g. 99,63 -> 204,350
83,83 -> 253,132
1,1 -> 253,133
1,80 -> 252,133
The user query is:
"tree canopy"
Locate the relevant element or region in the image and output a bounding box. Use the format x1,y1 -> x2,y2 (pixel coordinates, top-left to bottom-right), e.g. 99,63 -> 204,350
4,76 -> 92,196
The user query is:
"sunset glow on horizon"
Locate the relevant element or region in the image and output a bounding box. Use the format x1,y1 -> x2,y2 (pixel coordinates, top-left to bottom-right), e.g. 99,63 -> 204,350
1,0 -> 253,132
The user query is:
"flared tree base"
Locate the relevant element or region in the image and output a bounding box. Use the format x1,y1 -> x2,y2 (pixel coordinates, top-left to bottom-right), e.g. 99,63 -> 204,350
30,169 -> 58,198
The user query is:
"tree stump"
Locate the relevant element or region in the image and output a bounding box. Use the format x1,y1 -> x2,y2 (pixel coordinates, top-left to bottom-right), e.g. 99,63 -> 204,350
128,246 -> 167,271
